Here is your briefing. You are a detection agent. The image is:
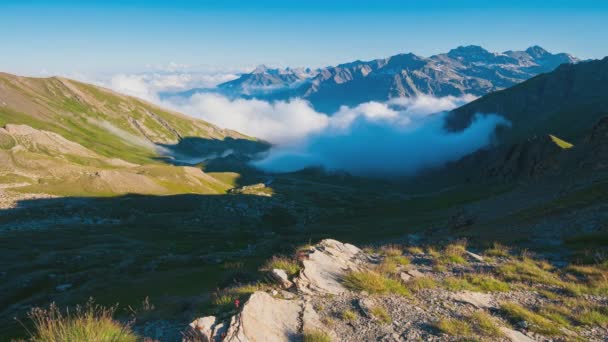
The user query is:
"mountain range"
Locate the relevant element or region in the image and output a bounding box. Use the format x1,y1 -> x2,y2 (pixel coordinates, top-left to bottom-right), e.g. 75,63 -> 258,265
172,45 -> 579,113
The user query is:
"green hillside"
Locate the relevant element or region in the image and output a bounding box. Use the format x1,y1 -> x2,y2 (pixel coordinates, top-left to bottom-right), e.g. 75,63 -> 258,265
0,73 -> 265,198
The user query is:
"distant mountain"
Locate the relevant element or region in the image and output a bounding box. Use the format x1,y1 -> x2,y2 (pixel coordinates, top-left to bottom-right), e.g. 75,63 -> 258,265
206,45 -> 578,113
429,57 -> 608,184
446,57 -> 608,144
218,65 -> 318,96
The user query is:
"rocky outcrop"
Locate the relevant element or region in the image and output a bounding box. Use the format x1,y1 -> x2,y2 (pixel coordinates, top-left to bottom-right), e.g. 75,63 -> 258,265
223,292 -> 302,342
185,239 -> 606,342
295,239 -> 364,295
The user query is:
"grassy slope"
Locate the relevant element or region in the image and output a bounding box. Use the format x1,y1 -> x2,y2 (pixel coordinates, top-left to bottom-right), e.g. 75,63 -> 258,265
0,73 -> 251,164
0,73 -> 260,197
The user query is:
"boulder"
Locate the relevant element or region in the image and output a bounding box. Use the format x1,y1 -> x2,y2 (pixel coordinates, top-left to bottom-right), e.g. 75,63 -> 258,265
269,268 -> 293,289
450,291 -> 495,309
465,251 -> 485,262
405,269 -> 424,278
357,297 -> 375,318
399,272 -> 412,282
295,239 -> 363,295
302,301 -> 335,339
223,291 -> 302,342
499,327 -> 536,342
188,316 -> 216,342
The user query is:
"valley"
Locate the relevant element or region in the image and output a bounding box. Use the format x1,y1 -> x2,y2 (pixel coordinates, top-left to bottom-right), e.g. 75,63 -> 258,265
1,58 -> 607,341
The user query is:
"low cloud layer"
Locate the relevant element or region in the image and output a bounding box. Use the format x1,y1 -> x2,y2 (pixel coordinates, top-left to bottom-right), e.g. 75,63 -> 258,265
106,74 -> 507,177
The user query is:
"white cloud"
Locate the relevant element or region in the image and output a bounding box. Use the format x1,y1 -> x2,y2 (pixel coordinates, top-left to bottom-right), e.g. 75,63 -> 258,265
101,71 -> 504,176
110,74 -> 159,102
170,93 -> 329,145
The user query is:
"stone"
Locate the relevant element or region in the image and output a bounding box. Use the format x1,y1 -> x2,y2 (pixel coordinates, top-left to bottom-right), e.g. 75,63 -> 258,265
399,272 -> 412,282
280,290 -> 295,299
188,316 -> 216,342
295,239 -> 363,295
405,269 -> 424,278
465,250 -> 485,262
499,327 -> 536,342
269,268 -> 293,289
450,291 -> 495,309
357,297 -> 375,318
223,291 -> 302,342
211,322 -> 226,342
302,301 -> 335,339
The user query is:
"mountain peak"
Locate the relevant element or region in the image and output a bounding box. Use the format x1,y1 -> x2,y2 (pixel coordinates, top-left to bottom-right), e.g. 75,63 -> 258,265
447,45 -> 489,56
525,45 -> 550,58
252,65 -> 269,74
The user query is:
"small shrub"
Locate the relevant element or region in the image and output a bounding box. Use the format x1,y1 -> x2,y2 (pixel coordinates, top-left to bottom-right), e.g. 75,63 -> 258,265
380,245 -> 403,257
341,310 -> 357,321
261,256 -> 300,276
303,329 -> 332,342
370,306 -> 391,324
377,255 -> 410,275
432,264 -> 447,273
376,259 -> 399,275
320,317 -> 335,328
342,271 -> 410,296
406,246 -> 424,255
427,247 -> 441,258
500,302 -> 561,336
25,300 -> 137,342
444,243 -> 468,264
484,242 -> 511,257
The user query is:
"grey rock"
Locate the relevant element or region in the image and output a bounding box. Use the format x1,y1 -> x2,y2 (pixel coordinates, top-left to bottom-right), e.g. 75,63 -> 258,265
269,268 -> 293,289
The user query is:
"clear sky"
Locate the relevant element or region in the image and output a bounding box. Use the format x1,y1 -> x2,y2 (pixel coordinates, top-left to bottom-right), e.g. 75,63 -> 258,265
1,0 -> 607,75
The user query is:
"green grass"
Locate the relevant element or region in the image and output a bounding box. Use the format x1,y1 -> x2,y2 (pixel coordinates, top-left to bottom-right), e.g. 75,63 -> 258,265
211,284 -> 264,312
342,271 -> 410,296
484,242 -> 511,257
500,302 -> 562,336
303,330 -> 332,342
341,310 -> 357,321
497,258 -> 563,287
470,311 -> 503,337
443,274 -> 510,292
406,246 -> 424,255
578,309 -> 608,327
376,255 -> 410,275
435,317 -> 472,336
370,306 -> 391,324
260,256 -> 300,277
436,311 -> 503,338
549,134 -> 574,149
406,276 -> 438,292
23,301 -> 137,342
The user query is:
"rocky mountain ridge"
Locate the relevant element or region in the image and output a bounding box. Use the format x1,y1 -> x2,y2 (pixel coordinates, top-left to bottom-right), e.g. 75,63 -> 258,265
209,45 -> 578,113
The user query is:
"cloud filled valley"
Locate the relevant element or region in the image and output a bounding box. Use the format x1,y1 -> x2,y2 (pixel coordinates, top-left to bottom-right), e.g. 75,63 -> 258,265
108,73 -> 508,176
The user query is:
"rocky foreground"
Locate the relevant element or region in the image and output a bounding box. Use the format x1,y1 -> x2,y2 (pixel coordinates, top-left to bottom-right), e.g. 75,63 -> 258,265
183,239 -> 608,342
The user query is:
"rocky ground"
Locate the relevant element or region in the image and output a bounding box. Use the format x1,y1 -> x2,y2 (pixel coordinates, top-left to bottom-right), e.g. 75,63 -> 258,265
183,239 -> 608,342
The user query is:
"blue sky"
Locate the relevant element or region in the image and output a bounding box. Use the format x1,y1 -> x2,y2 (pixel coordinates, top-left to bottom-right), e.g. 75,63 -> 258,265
1,0 -> 607,75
